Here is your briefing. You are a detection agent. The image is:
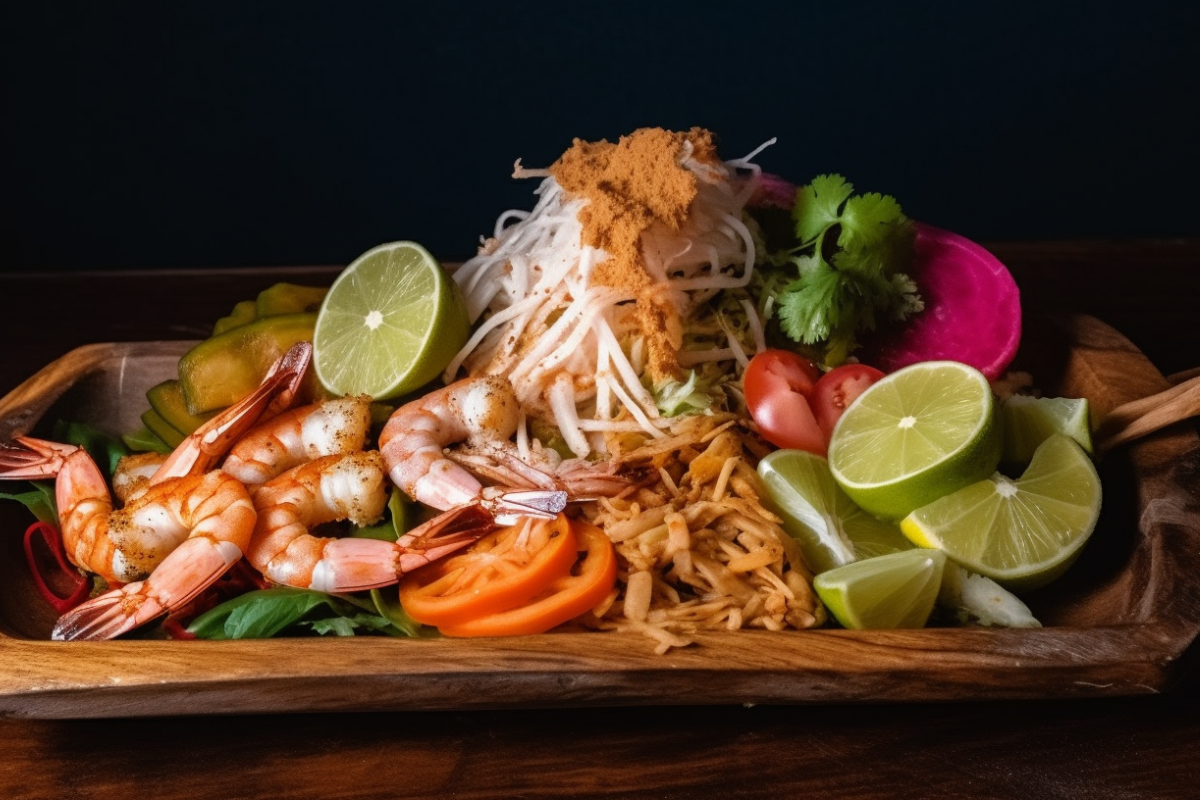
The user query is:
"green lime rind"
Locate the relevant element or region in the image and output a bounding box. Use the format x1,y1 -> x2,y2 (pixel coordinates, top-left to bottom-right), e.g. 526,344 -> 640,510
828,360 -> 1001,521
900,433 -> 1102,592
313,241 -> 469,400
757,449 -> 912,575
1000,394 -> 1093,463
814,548 -> 947,630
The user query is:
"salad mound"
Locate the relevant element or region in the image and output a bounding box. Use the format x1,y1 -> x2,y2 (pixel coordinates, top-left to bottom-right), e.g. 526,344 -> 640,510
448,126 -> 769,460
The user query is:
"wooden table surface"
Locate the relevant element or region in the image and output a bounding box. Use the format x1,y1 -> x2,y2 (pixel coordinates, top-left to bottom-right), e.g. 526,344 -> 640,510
2,240 -> 1199,799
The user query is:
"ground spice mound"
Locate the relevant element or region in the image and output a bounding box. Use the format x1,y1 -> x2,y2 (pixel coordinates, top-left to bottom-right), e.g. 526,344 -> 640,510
550,127 -> 722,382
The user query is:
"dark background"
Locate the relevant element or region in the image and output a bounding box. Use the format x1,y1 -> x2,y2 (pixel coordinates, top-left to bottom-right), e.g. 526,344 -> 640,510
4,2 -> 1198,272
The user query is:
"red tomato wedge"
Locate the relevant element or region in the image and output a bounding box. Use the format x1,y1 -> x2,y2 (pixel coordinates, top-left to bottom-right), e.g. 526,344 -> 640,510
743,349 -> 827,455
436,518 -> 617,638
398,514 -> 577,627
812,363 -> 885,438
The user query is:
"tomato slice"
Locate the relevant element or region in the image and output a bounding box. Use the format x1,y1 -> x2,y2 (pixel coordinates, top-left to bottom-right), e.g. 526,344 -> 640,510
811,363 -> 886,438
436,518 -> 617,638
398,514 -> 577,627
742,349 -> 827,455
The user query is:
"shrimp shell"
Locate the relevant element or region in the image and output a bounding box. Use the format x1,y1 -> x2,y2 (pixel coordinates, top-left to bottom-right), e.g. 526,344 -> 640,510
222,395 -> 373,486
51,465 -> 257,641
244,450 -> 497,593
378,375 -> 520,510
245,451 -> 392,591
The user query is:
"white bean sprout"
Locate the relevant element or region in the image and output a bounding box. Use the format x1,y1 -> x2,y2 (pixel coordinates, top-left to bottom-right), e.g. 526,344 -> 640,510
445,132 -> 774,456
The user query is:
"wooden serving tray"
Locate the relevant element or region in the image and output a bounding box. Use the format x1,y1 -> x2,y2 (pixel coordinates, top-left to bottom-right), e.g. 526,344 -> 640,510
1,314 -> 1198,719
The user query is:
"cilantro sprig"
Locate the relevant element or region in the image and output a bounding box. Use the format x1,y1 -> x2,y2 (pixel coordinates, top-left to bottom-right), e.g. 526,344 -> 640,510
772,174 -> 922,367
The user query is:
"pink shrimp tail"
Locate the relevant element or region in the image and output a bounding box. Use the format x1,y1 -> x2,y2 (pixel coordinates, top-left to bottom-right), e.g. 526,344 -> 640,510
281,503 -> 497,593
0,437 -> 77,479
50,587 -> 162,641
446,449 -> 631,506
51,534 -> 248,641
151,341 -> 313,481
395,503 -> 496,571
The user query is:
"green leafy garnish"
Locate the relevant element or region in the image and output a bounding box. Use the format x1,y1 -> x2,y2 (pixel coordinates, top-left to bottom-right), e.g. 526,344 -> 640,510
52,419 -> 132,476
186,586 -> 426,639
0,483 -> 57,526
772,174 -> 922,367
369,587 -> 431,638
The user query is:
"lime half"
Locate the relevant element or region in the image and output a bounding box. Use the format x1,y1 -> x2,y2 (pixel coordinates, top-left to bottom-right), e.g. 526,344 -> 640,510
313,241 -> 469,400
814,548 -> 947,630
900,433 -> 1102,591
1000,394 -> 1093,463
757,449 -> 913,575
828,360 -> 1001,521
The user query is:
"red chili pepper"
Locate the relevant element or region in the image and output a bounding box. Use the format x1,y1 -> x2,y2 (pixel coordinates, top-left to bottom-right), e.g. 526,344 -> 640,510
22,520 -> 90,614
161,613 -> 198,640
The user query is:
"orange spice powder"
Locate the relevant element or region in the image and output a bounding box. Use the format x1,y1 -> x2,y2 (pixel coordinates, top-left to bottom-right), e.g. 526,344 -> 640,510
550,127 -> 722,382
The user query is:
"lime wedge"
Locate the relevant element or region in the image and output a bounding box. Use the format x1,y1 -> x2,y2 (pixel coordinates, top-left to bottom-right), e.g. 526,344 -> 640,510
1000,394 -> 1093,463
757,449 -> 913,575
313,241 -> 469,400
828,360 -> 1001,521
900,433 -> 1102,591
813,548 -> 946,630
938,563 -> 1041,628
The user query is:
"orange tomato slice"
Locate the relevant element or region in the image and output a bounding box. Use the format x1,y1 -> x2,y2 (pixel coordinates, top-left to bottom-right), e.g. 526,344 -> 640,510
398,513 -> 577,627
436,518 -> 617,638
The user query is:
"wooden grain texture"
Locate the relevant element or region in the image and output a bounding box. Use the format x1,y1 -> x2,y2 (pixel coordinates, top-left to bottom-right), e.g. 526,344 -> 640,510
4,698 -> 1200,800
2,244 -> 1200,799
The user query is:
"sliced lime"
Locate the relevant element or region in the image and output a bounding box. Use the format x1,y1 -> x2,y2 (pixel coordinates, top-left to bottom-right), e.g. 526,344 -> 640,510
1000,394 -> 1093,463
312,241 -> 469,400
828,360 -> 1001,520
757,448 -> 912,575
813,548 -> 946,630
938,563 -> 1041,628
900,433 -> 1102,591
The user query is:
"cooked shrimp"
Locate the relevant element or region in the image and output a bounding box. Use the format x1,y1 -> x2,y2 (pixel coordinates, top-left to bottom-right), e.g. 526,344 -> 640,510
378,375 -> 625,515
111,451 -> 167,504
379,375 -> 521,510
0,346 -> 316,640
245,450 -> 492,592
0,436 -> 256,641
221,395 -> 372,486
111,348 -> 311,503
149,340 -> 312,483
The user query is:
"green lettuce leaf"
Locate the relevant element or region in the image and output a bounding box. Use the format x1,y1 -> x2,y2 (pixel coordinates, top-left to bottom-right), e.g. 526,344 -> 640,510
186,587 -> 423,639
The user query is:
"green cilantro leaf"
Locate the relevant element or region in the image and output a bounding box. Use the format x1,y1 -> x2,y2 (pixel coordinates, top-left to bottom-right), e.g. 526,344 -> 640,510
771,174 -> 921,367
793,174 -> 855,245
